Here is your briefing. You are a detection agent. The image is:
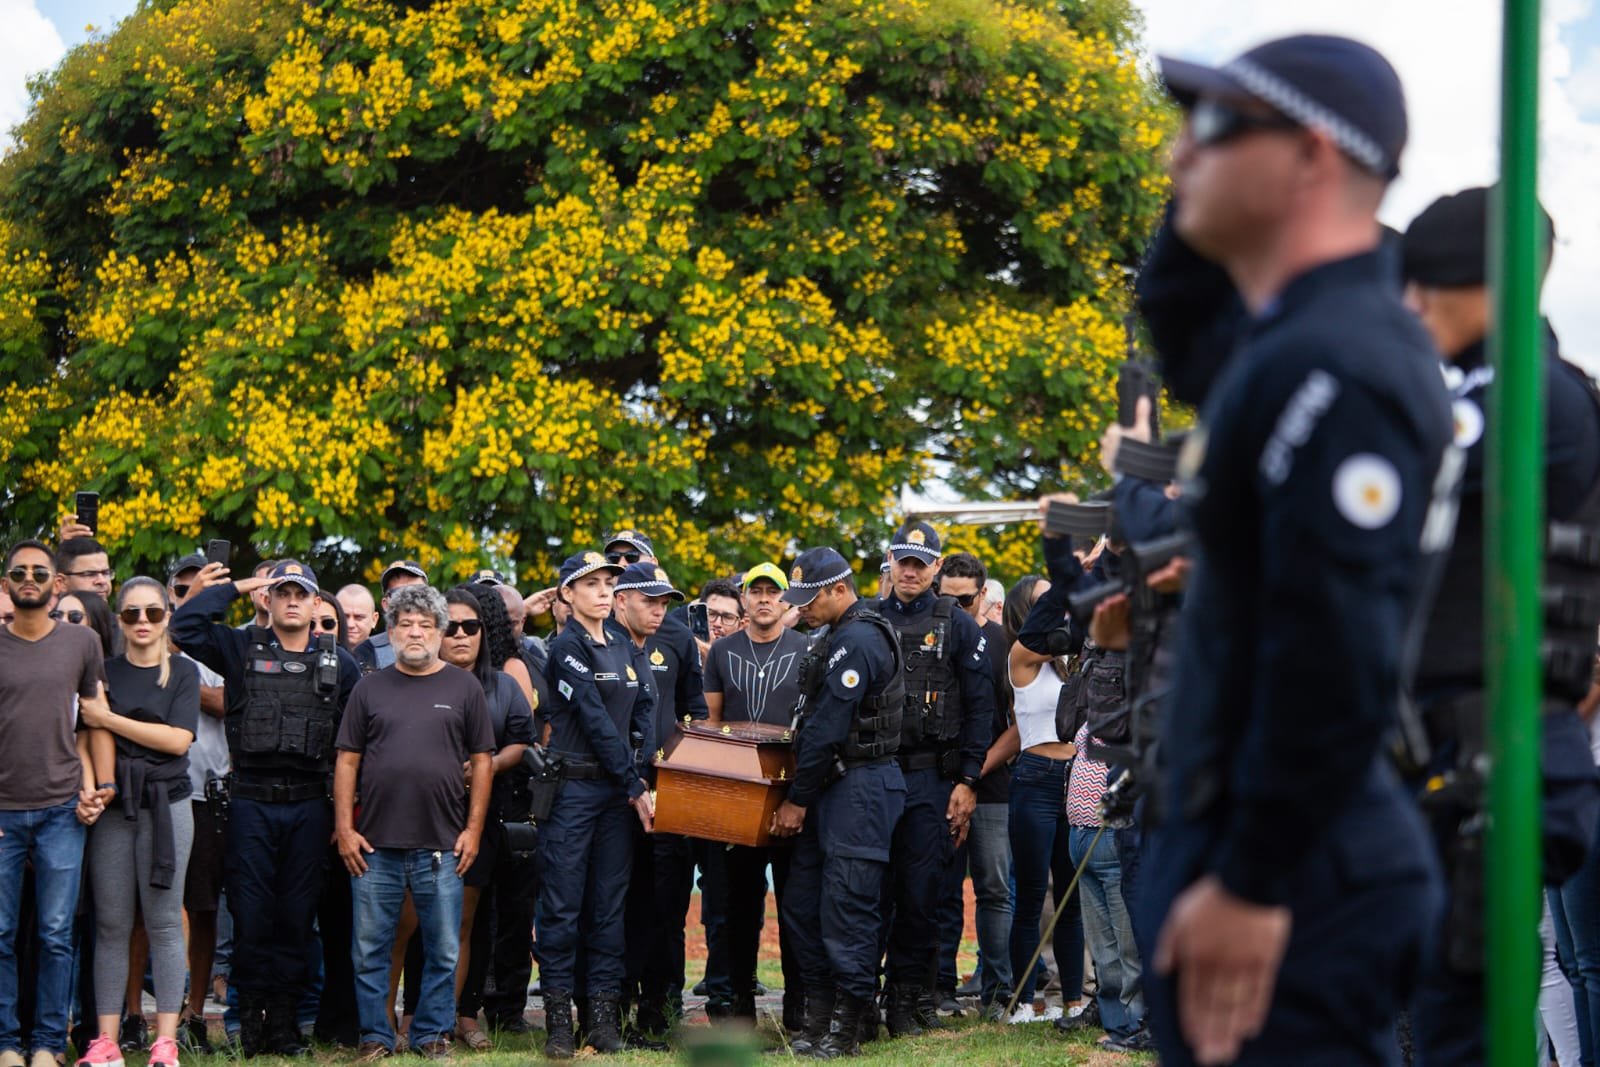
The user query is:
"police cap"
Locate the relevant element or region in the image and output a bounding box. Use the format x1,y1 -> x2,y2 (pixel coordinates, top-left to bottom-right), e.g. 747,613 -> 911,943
781,548 -> 854,607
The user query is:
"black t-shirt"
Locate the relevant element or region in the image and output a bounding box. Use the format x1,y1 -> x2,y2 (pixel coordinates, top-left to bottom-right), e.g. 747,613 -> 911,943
703,628 -> 812,726
104,655 -> 201,803
976,619 -> 1012,804
336,665 -> 495,851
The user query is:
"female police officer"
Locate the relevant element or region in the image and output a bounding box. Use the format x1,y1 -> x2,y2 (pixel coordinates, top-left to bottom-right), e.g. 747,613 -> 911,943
535,552 -> 654,1059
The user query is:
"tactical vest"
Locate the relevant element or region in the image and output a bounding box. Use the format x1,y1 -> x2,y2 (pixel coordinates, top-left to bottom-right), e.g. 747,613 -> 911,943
1078,644 -> 1129,745
229,627 -> 341,774
892,597 -> 963,751
799,609 -> 905,761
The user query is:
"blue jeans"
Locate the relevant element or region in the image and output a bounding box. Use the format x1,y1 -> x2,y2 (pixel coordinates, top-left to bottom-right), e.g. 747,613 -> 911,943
969,803 -> 1014,1003
0,799 -> 86,1055
1007,753 -> 1082,1003
1070,824 -> 1143,1037
1557,820 -> 1600,1067
351,848 -> 463,1050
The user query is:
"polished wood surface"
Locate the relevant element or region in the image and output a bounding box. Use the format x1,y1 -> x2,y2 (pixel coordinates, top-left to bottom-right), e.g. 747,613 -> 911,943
653,720 -> 796,847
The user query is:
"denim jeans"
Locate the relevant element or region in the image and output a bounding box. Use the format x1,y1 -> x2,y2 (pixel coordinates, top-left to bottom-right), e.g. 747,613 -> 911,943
1070,824 -> 1144,1037
0,798 -> 86,1055
969,803 -> 1014,1003
351,848 -> 463,1050
1007,753 -> 1082,1003
1555,854 -> 1600,1067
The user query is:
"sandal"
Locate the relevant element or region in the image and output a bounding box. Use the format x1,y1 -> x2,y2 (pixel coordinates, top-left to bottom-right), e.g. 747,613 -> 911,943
455,1027 -> 490,1051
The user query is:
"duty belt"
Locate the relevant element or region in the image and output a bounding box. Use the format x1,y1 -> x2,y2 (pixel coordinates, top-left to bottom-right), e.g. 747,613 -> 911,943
228,776 -> 328,803
897,749 -> 941,773
558,761 -> 603,781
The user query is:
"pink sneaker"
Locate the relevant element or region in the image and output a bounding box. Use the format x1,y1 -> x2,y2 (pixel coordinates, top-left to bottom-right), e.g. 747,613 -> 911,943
146,1038 -> 178,1067
73,1036 -> 121,1067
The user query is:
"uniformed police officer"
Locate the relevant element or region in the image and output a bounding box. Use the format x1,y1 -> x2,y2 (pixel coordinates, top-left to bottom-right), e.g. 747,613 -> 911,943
771,548 -> 906,1059
874,522 -> 996,1036
170,560 -> 361,1056
611,561 -> 708,1043
1400,188 -> 1600,1064
536,552 -> 654,1060
1136,35 -> 1456,1065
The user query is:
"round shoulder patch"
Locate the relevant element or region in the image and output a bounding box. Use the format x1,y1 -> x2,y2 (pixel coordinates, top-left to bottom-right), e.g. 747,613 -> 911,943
840,669 -> 861,689
1451,398 -> 1484,449
1333,453 -> 1402,530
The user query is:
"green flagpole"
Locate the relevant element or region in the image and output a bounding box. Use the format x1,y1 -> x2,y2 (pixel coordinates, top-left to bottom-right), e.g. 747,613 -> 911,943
1486,0 -> 1543,1061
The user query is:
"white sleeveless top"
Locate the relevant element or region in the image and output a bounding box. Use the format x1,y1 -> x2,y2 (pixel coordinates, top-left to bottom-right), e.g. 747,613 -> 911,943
1011,659 -> 1066,751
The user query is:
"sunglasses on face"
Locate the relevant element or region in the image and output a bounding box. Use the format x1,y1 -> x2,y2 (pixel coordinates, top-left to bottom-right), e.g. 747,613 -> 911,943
950,592 -> 982,608
49,609 -> 86,624
606,550 -> 642,564
118,606 -> 168,625
1188,98 -> 1302,149
7,566 -> 51,584
171,583 -> 191,599
313,617 -> 339,632
444,619 -> 483,638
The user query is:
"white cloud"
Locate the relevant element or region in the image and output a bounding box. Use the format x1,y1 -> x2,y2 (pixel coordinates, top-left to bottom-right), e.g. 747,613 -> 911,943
1134,0 -> 1600,374
0,0 -> 65,152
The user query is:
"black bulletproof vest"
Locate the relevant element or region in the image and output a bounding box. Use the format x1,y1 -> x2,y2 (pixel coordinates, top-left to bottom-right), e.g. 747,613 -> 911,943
799,609 -> 905,761
892,597 -> 963,751
230,627 -> 340,776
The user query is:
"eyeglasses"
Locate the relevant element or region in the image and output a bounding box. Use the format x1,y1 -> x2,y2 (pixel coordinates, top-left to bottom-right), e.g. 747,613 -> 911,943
49,609 -> 87,624
118,606 -> 168,624
1188,98 -> 1302,149
444,619 -> 483,637
706,609 -> 742,625
606,550 -> 642,565
171,583 -> 191,599
950,592 -> 981,608
313,617 -> 339,632
63,568 -> 114,581
7,566 -> 51,584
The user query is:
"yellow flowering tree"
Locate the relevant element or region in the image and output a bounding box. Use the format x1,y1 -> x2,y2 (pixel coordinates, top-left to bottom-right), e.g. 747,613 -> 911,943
0,0 -> 1171,590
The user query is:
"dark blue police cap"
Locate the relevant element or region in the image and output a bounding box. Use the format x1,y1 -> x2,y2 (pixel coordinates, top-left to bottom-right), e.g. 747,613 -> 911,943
269,559 -> 319,595
614,562 -> 685,601
557,551 -> 624,589
1402,185 -> 1556,288
888,521 -> 942,564
604,530 -> 655,559
1160,34 -> 1406,179
781,548 -> 855,607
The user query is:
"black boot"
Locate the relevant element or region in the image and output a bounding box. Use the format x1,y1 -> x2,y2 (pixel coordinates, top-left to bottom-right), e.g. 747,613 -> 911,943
542,992 -> 575,1060
625,992 -> 670,1051
883,982 -> 922,1038
265,994 -> 311,1056
857,992 -> 880,1045
811,991 -> 864,1059
913,985 -> 948,1031
790,985 -> 834,1056
586,996 -> 623,1053
782,989 -> 805,1034
237,992 -> 268,1058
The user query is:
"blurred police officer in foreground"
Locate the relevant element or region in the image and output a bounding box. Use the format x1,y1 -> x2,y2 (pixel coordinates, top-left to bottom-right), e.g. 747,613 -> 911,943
1136,35 -> 1456,1065
771,548 -> 906,1058
1401,188 -> 1600,1064
172,560 -> 361,1056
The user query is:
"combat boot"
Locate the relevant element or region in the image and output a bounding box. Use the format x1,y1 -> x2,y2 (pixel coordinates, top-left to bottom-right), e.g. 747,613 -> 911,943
586,996 -> 623,1054
882,983 -> 922,1038
541,993 -> 574,1060
625,992 -> 670,1051
264,994 -> 310,1056
912,985 -> 948,1031
236,993 -> 267,1058
857,992 -> 880,1045
810,991 -> 864,1060
790,984 -> 834,1056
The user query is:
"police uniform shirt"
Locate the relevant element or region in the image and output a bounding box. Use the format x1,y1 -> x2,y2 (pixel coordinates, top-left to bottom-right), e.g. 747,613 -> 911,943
1163,249 -> 1454,906
544,618 -> 654,799
1113,472 -> 1181,545
640,612 -> 709,750
788,601 -> 899,808
878,590 -> 996,783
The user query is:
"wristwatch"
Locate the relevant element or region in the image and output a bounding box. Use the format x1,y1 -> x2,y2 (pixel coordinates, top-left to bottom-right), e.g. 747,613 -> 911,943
958,774 -> 980,791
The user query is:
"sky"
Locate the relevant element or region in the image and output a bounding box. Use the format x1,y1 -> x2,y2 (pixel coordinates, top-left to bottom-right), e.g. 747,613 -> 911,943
3,0 -> 1600,369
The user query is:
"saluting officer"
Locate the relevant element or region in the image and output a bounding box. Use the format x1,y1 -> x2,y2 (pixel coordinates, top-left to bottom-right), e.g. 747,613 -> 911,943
170,560 -> 361,1056
1135,35 -> 1455,1065
536,552 -> 654,1060
875,522 -> 996,1035
771,548 -> 906,1059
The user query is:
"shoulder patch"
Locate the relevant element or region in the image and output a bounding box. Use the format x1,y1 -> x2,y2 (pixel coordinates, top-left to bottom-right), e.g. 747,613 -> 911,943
1333,453 -> 1403,529
562,654 -> 589,675
1451,398 -> 1484,449
840,669 -> 861,689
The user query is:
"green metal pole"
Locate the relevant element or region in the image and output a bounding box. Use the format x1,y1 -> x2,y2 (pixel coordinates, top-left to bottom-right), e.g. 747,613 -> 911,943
1486,0 -> 1544,1062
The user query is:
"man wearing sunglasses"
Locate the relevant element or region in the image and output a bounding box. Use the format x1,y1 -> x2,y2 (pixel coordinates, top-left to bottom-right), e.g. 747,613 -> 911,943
172,559 -> 361,1057
1132,35 -> 1455,1067
0,541 -> 115,1067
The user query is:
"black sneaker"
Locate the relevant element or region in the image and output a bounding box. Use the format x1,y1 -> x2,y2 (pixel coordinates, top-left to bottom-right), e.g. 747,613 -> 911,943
180,1015 -> 214,1055
936,989 -> 964,1017
118,1015 -> 147,1054
1099,1026 -> 1155,1053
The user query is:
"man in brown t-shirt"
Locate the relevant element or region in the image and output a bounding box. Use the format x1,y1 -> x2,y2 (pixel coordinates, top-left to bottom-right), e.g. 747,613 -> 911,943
0,539 -> 113,1067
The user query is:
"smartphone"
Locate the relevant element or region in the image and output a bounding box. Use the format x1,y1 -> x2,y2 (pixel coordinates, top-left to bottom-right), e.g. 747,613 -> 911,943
206,539 -> 232,567
687,602 -> 710,642
74,491 -> 99,535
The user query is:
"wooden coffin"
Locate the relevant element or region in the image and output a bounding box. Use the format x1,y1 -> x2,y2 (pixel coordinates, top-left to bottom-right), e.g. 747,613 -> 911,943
653,720 -> 796,847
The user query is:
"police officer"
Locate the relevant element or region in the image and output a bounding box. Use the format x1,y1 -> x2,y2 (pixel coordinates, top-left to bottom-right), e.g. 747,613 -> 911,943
1136,35 -> 1456,1065
771,548 -> 906,1059
170,560 -> 361,1056
611,561 -> 708,1043
874,522 -> 996,1036
536,552 -> 654,1060
1399,188 -> 1600,1064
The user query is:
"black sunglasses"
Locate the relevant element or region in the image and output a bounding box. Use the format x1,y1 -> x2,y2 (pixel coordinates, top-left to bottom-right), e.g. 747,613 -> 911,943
118,605 -> 168,624
7,565 -> 51,584
444,619 -> 483,637
606,550 -> 642,565
313,617 -> 339,632
950,591 -> 981,608
1189,98 -> 1301,149
171,583 -> 191,599
49,609 -> 86,624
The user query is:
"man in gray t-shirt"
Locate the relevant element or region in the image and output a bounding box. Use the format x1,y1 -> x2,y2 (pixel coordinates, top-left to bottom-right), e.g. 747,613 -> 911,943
0,539 -> 112,1067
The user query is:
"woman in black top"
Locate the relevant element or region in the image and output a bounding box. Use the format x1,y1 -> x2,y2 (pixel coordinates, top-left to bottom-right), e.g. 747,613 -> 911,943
75,577 -> 198,1067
